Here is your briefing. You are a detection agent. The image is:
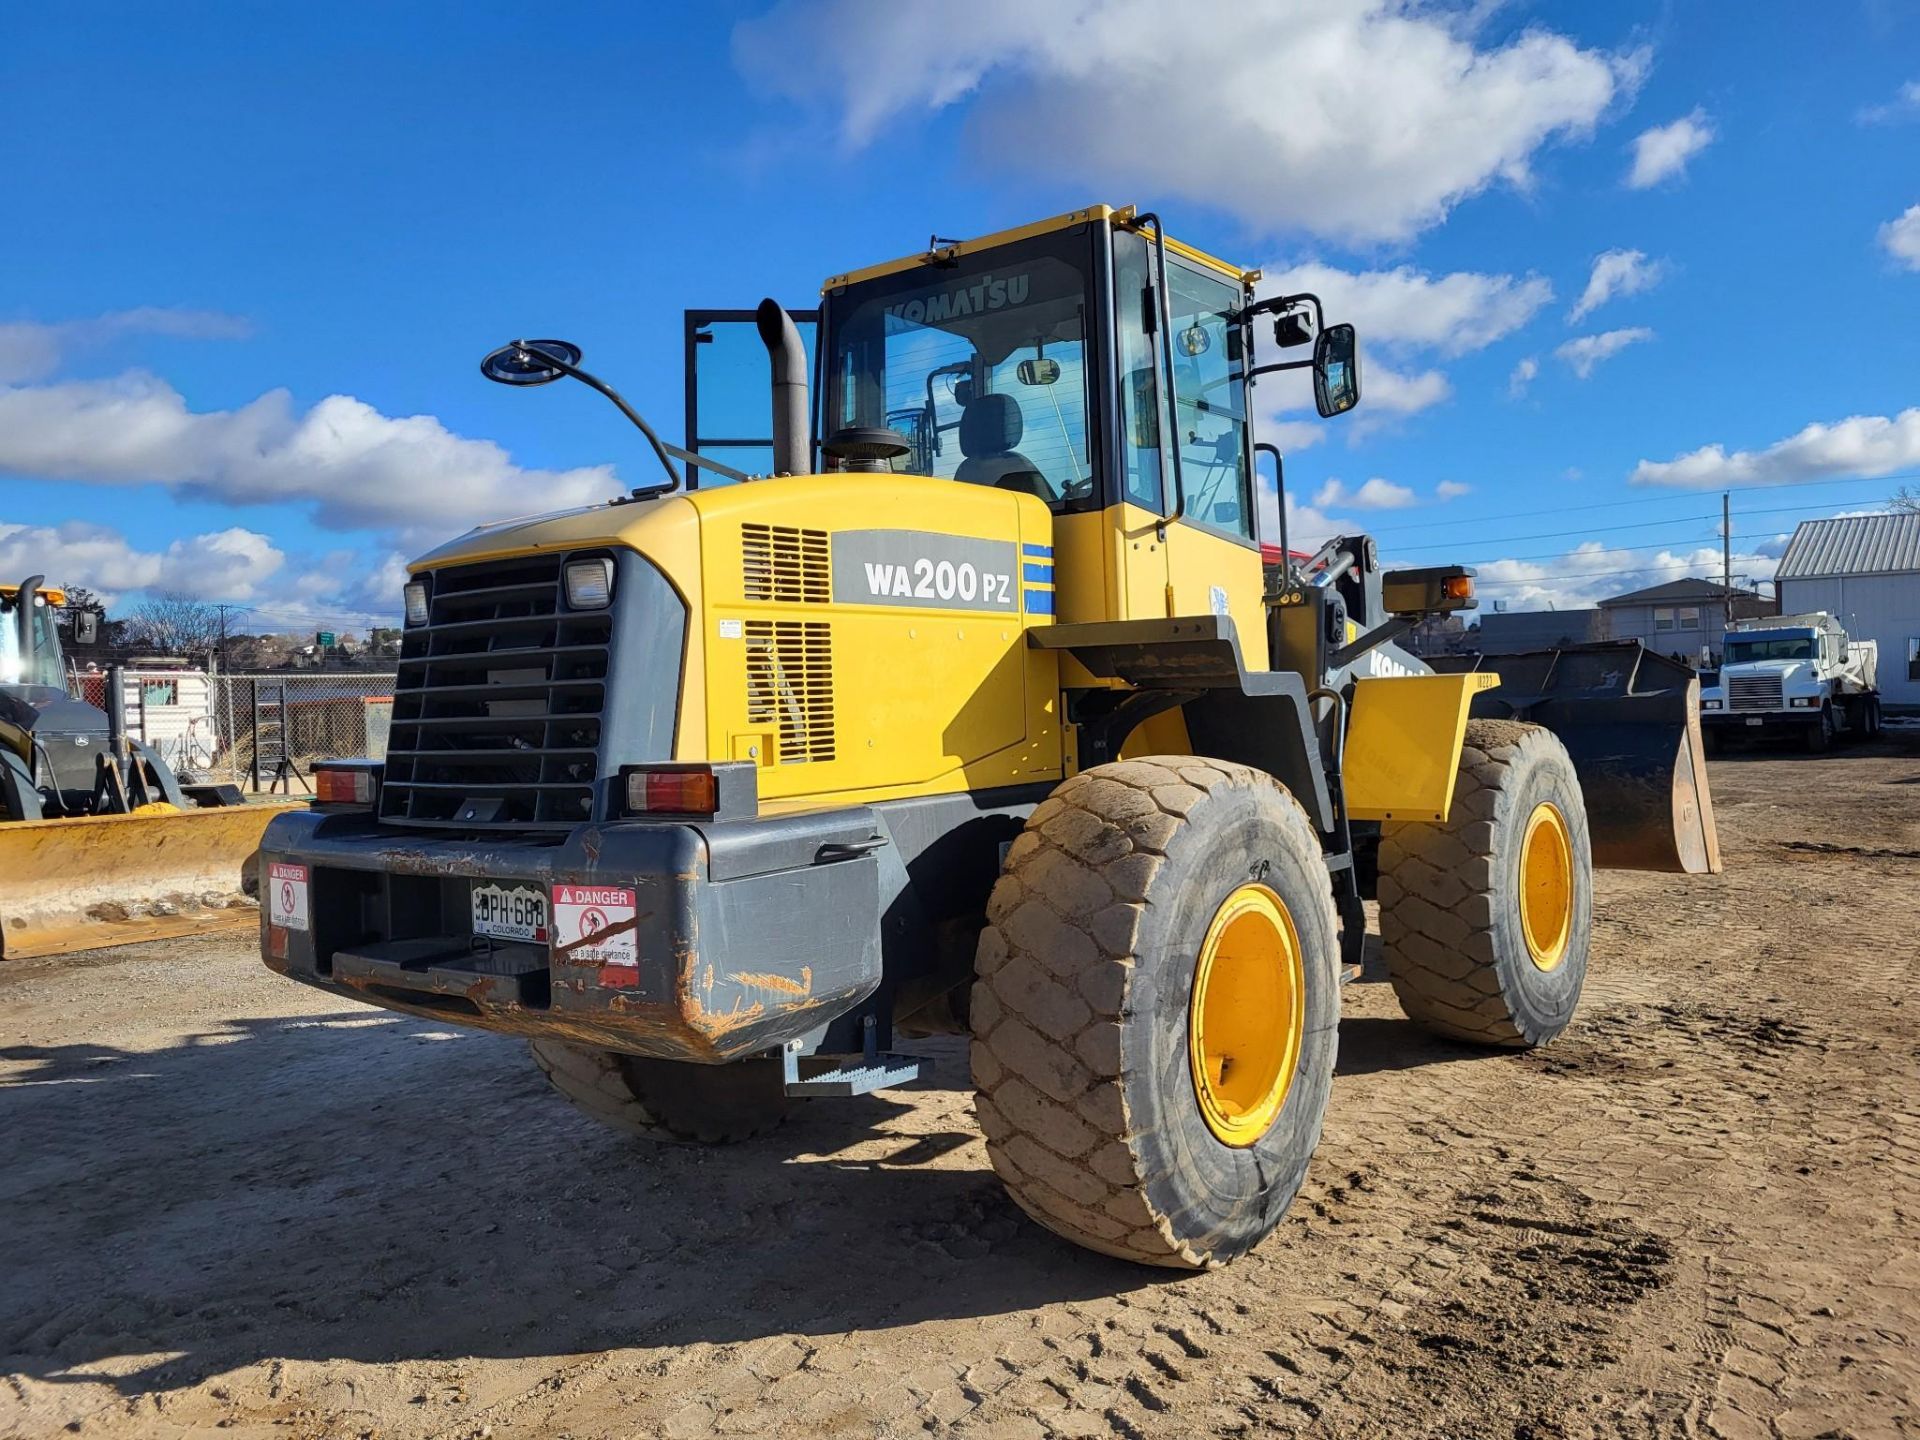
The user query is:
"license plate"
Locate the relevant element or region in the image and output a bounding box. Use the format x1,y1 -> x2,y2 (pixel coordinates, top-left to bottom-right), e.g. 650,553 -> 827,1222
471,883 -> 548,942
1745,717 -> 1763,727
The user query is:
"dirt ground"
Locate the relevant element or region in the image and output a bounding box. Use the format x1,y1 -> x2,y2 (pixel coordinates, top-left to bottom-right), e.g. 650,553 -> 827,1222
3,747 -> 1917,1440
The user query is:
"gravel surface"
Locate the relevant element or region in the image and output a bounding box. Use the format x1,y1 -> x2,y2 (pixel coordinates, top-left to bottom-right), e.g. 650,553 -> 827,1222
3,746 -> 1916,1439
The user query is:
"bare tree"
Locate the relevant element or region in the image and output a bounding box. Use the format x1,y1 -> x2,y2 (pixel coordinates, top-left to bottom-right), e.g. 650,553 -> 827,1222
1892,485 -> 1920,514
123,593 -> 224,656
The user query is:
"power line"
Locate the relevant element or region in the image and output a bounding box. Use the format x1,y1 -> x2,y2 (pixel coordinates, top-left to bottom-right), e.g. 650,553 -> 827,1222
1359,468 -> 1920,538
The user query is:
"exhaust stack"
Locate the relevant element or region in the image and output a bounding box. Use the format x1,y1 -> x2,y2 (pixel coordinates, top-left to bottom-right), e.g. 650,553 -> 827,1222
755,298 -> 809,478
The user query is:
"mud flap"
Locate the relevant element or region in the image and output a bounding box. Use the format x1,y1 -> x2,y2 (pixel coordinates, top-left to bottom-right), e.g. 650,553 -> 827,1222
0,804 -> 299,960
1431,643 -> 1721,875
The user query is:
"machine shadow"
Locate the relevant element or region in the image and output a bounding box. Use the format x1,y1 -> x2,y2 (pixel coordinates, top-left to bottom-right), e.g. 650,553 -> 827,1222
0,1009 -> 1165,1401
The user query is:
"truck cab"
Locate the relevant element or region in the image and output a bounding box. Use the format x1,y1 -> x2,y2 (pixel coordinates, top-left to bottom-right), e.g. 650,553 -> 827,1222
1701,612 -> 1881,750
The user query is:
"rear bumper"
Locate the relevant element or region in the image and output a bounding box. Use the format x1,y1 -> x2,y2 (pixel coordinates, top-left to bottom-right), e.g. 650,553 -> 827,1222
258,807 -> 884,1062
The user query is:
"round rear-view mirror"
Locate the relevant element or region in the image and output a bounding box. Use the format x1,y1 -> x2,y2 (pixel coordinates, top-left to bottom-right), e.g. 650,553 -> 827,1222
480,339 -> 584,386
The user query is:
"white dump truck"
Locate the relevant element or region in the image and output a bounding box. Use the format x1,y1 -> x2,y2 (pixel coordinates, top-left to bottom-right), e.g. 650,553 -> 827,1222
1701,612 -> 1880,751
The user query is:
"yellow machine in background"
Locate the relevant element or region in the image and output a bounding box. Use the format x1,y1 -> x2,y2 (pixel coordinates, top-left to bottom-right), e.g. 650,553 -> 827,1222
257,205 -> 1717,1268
1,579 -> 286,959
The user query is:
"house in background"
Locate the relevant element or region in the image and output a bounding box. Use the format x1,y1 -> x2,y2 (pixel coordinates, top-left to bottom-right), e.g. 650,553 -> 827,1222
1774,512 -> 1920,708
1597,578 -> 1771,664
1474,607 -> 1608,655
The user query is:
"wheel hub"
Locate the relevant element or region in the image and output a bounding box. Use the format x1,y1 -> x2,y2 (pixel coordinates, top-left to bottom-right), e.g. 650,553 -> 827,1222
1519,802 -> 1573,972
1188,883 -> 1304,1147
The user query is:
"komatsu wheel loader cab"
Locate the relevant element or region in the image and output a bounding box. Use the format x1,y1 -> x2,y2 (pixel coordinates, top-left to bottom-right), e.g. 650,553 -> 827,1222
258,205 -> 1718,1267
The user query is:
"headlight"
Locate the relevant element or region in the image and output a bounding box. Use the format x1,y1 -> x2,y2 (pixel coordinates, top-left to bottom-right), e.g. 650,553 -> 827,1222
1702,698 -> 1722,710
1790,696 -> 1818,708
403,581 -> 429,627
565,558 -> 614,609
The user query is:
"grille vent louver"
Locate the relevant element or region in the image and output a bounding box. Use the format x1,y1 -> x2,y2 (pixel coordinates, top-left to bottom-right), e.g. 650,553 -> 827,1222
742,524 -> 830,603
745,620 -> 835,763
1728,674 -> 1784,711
381,553 -> 610,828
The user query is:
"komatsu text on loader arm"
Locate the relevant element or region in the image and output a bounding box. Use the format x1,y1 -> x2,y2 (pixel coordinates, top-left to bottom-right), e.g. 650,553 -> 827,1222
258,206 -> 1719,1268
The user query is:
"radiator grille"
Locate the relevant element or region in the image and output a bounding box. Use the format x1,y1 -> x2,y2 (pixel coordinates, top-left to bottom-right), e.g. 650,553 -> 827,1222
381,553 -> 611,828
1727,674 -> 1784,712
745,620 -> 835,763
742,524 -> 830,603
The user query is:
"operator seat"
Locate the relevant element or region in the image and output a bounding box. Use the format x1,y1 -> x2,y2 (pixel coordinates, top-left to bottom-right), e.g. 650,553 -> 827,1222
954,393 -> 1047,498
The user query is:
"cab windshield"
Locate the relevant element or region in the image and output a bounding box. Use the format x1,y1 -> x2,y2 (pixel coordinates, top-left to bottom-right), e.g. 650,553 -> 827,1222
0,593 -> 64,688
1724,635 -> 1815,664
823,231 -> 1096,509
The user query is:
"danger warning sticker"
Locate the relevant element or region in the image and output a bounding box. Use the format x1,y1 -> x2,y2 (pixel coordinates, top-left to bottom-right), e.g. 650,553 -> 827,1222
268,862 -> 310,932
552,884 -> 639,976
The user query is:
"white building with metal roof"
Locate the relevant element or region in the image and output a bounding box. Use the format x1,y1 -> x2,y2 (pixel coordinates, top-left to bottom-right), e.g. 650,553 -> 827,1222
1774,512 -> 1920,707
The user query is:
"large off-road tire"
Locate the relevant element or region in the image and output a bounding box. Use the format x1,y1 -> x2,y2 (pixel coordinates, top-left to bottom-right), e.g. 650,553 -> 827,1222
529,1041 -> 793,1143
1379,720 -> 1592,1048
971,757 -> 1339,1270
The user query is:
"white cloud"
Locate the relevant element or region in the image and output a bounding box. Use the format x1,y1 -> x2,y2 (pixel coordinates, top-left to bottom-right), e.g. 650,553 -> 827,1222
1858,80 -> 1920,125
1507,355 -> 1539,397
0,521 -> 285,605
1631,408 -> 1920,489
1568,248 -> 1666,321
1436,480 -> 1471,500
1555,326 -> 1653,378
1472,539 -> 1780,611
1314,476 -> 1416,510
1878,204 -> 1920,271
1258,262 -> 1552,357
1625,108 -> 1714,188
0,372 -> 622,538
1360,362 -> 1451,417
735,0 -> 1639,243
0,308 -> 249,385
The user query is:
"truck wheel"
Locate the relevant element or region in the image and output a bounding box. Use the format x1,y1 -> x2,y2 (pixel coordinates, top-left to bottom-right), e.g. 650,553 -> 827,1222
1378,720 -> 1591,1049
1806,704 -> 1834,752
971,757 -> 1339,1270
529,1041 -> 793,1143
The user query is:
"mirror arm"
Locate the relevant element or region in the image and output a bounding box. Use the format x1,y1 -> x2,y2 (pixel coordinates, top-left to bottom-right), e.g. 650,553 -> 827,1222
505,340 -> 682,492
1245,358 -> 1314,380
1131,213 -> 1186,532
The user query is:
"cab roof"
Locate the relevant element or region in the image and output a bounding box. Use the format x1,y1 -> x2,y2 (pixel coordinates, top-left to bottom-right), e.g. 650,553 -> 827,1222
821,204 -> 1258,293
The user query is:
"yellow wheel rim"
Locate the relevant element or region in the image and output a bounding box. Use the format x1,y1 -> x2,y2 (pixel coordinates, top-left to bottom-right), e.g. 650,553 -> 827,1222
1519,802 -> 1574,972
1188,883 -> 1305,1147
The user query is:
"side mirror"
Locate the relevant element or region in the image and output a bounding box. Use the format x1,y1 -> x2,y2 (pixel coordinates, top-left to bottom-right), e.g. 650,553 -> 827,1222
1313,323 -> 1360,418
76,611 -> 100,645
1016,357 -> 1061,386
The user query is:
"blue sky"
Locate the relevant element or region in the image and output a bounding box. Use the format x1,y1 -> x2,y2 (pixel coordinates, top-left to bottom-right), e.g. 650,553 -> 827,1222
2,0 -> 1917,632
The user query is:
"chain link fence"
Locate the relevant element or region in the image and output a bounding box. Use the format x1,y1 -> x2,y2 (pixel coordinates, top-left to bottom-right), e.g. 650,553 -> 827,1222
74,669 -> 398,793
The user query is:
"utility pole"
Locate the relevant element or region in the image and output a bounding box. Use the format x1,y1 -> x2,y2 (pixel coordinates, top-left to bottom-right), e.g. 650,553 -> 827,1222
211,602 -> 244,672
1721,491 -> 1732,630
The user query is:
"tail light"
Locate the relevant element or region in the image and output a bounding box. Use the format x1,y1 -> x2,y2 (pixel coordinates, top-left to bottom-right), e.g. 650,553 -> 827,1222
314,760 -> 382,810
625,767 -> 718,815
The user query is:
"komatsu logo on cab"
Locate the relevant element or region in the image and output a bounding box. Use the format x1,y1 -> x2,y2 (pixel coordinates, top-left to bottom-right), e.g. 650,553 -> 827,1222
831,530 -> 1019,613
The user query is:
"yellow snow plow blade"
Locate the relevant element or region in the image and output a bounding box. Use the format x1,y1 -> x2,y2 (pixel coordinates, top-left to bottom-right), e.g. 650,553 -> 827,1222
0,804 -> 298,960
1432,643 -> 1722,875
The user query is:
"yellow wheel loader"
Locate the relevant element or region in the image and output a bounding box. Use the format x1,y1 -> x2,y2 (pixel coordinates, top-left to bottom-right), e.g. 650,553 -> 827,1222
1,579 -> 289,959
259,205 -> 1718,1267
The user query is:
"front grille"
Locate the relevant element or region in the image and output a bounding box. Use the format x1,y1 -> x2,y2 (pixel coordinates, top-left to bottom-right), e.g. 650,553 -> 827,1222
745,620 -> 835,763
1728,674 -> 1784,711
382,553 -> 611,828
742,523 -> 830,603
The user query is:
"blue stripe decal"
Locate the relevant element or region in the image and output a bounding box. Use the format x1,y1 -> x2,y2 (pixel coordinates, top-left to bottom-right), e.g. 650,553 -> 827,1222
1024,588 -> 1055,616
1022,543 -> 1054,558
1022,562 -> 1054,583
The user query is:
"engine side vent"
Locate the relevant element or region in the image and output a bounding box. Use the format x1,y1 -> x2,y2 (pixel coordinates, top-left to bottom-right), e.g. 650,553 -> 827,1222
744,620 -> 835,763
742,524 -> 830,603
